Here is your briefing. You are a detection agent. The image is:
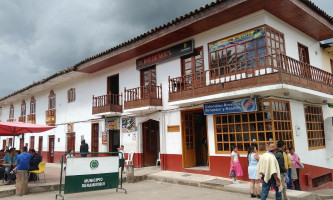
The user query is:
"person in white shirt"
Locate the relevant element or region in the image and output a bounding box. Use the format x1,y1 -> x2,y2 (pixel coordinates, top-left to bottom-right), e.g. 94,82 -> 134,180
117,145 -> 125,172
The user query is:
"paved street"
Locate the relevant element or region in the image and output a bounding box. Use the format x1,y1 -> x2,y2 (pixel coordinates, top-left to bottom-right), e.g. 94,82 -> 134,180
3,180 -> 254,200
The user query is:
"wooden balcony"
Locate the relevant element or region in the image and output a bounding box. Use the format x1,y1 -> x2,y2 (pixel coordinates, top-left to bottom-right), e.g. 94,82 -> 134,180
124,84 -> 163,110
27,114 -> 36,124
169,54 -> 333,102
92,93 -> 122,115
18,116 -> 26,123
45,109 -> 56,126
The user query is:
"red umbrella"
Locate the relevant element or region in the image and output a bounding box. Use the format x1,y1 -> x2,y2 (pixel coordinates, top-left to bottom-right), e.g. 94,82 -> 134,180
0,121 -> 55,148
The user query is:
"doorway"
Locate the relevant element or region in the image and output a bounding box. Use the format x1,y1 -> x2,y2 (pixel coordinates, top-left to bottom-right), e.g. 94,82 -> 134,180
108,130 -> 120,153
140,66 -> 156,99
38,136 -> 43,158
67,133 -> 75,153
2,140 -> 6,150
49,136 -> 55,163
181,109 -> 208,168
107,74 -> 119,95
30,136 -> 35,150
91,123 -> 99,156
142,120 -> 159,167
19,138 -> 24,152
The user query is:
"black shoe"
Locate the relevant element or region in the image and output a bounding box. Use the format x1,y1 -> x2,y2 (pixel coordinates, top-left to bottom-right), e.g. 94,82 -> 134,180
257,195 -> 261,199
251,194 -> 256,198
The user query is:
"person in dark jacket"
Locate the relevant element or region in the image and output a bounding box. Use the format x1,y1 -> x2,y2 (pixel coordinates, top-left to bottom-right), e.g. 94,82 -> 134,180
29,149 -> 41,181
276,141 -> 288,200
80,140 -> 89,157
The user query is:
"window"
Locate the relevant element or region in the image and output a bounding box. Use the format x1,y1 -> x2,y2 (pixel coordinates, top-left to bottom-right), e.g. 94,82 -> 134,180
67,88 -> 76,103
30,97 -> 36,114
49,91 -> 56,110
304,105 -> 325,149
140,66 -> 156,98
214,99 -> 293,153
209,26 -> 285,77
21,101 -> 26,117
298,43 -> 310,64
9,104 -> 14,120
181,47 -> 204,89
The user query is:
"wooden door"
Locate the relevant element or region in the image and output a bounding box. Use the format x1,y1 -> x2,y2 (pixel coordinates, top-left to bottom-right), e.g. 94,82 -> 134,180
49,136 -> 55,163
8,138 -> 13,147
182,112 -> 196,168
298,43 -> 311,79
140,66 -> 156,99
38,136 -> 43,157
30,136 -> 35,150
182,47 -> 204,90
19,138 -> 24,152
108,130 -> 120,153
2,140 -> 6,150
143,120 -> 159,167
91,123 -> 99,155
67,134 -> 75,152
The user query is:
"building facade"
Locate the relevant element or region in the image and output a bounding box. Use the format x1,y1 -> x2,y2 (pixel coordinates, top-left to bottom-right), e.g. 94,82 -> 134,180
0,0 -> 333,191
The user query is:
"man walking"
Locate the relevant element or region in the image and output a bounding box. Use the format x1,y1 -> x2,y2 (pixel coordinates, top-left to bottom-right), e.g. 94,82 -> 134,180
257,143 -> 282,200
276,141 -> 288,200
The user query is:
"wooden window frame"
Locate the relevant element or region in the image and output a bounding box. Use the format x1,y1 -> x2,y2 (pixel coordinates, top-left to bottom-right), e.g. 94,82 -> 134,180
9,104 -> 14,120
298,42 -> 310,64
330,59 -> 333,73
67,88 -> 76,103
214,99 -> 294,154
304,104 -> 325,150
30,97 -> 36,115
181,47 -> 204,76
21,100 -> 26,117
208,25 -> 286,77
49,91 -> 56,110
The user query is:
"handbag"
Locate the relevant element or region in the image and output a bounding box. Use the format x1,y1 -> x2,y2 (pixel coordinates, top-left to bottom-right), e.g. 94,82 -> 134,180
298,162 -> 304,169
230,169 -> 236,178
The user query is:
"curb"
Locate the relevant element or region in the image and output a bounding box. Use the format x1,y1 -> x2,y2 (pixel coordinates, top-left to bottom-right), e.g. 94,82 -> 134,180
0,183 -> 63,198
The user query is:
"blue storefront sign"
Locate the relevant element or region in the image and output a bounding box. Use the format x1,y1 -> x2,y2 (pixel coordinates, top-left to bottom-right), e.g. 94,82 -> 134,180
204,98 -> 258,115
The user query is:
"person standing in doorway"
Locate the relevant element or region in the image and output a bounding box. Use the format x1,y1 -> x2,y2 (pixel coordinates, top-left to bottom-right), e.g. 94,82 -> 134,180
230,145 -> 243,184
256,143 -> 282,200
247,145 -> 261,198
80,140 -> 89,157
275,141 -> 288,200
289,147 -> 301,190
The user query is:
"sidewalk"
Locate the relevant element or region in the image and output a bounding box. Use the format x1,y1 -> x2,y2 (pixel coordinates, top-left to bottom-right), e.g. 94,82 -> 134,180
0,163 -> 332,200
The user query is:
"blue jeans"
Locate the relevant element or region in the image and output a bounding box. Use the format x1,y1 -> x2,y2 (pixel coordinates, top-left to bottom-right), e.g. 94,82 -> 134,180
287,168 -> 293,189
261,175 -> 282,200
4,167 -> 14,182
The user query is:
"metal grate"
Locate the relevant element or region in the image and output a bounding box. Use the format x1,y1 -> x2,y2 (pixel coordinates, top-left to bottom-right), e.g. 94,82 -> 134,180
312,173 -> 332,188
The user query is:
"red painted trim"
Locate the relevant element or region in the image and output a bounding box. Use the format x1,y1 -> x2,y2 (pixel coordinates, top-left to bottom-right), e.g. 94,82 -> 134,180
124,153 -> 143,168
161,154 -> 333,190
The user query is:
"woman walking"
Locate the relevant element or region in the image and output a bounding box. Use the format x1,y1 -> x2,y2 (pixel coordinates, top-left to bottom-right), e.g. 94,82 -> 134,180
230,145 -> 243,184
247,145 -> 261,198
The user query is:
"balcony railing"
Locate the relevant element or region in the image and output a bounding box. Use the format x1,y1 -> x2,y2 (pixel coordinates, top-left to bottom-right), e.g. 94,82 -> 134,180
27,114 -> 36,124
46,109 -> 56,126
92,93 -> 122,114
124,84 -> 162,110
168,53 -> 333,102
18,116 -> 26,123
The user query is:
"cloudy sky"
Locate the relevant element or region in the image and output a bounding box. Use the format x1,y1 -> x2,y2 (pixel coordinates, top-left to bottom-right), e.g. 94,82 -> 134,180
0,0 -> 332,97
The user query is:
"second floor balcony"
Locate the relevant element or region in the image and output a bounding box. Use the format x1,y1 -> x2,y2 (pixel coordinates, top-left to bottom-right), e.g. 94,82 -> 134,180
46,109 -> 56,126
168,53 -> 333,104
18,116 -> 26,123
92,93 -> 122,115
124,84 -> 163,111
27,114 -> 36,124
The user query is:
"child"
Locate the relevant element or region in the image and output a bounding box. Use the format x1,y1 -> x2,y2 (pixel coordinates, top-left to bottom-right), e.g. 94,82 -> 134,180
230,145 -> 243,184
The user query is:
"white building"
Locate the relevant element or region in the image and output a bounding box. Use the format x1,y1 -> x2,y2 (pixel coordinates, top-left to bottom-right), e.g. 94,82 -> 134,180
1,0 -> 333,191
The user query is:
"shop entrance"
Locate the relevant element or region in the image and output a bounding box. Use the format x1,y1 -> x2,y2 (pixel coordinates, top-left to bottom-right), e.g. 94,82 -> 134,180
108,130 -> 120,152
181,109 -> 208,169
91,123 -> 99,156
142,120 -> 159,167
48,136 -> 55,163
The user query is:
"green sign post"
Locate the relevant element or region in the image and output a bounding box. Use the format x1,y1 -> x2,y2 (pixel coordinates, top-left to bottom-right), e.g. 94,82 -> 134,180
56,152 -> 126,200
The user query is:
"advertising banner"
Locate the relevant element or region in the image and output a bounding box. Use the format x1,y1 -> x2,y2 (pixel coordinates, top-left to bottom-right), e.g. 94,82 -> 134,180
136,40 -> 193,70
105,117 -> 120,131
208,27 -> 265,52
64,157 -> 119,194
122,117 -> 136,133
204,98 -> 257,115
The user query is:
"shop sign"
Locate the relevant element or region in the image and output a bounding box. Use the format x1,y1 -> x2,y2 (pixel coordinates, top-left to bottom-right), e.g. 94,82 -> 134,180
105,117 -> 120,131
64,157 -> 119,194
204,98 -> 257,115
208,27 -> 265,52
122,117 -> 136,133
136,40 -> 193,70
